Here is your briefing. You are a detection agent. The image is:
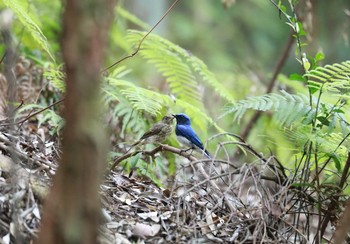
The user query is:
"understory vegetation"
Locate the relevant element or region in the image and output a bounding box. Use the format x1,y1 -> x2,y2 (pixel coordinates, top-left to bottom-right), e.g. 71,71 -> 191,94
0,0 -> 349,243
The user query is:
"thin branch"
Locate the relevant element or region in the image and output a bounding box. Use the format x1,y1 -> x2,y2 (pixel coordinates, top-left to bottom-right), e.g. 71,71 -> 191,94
111,143 -> 287,186
0,98 -> 65,127
101,0 -> 181,73
110,144 -> 196,171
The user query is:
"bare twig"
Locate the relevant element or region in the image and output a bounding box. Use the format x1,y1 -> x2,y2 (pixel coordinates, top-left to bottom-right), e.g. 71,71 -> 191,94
0,98 -> 65,127
110,144 -> 196,171
101,0 -> 181,73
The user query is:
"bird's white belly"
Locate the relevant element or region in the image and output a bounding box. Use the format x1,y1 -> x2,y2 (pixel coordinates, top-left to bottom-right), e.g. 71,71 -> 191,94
176,136 -> 192,148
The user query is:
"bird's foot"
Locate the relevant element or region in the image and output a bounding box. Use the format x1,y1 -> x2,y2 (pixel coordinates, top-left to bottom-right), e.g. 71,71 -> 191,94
180,147 -> 194,156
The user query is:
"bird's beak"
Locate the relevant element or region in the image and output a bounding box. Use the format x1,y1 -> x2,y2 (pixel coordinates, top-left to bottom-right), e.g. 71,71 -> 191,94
171,114 -> 175,120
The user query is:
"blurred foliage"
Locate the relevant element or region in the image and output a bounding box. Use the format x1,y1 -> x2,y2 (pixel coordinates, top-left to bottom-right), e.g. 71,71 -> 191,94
1,0 -> 350,189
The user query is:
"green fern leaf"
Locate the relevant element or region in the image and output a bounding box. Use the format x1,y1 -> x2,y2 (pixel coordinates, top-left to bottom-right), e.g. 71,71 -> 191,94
104,68 -> 226,138
44,64 -> 65,92
3,0 -> 55,61
120,87 -> 170,115
221,90 -> 312,125
186,54 -> 235,103
284,127 -> 348,159
104,76 -> 225,138
105,76 -> 172,116
127,30 -> 235,106
127,31 -> 200,107
305,61 -> 350,84
176,99 -> 224,137
15,103 -> 62,130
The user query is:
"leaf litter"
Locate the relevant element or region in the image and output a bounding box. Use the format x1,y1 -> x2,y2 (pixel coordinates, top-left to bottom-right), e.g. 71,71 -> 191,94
0,57 -> 346,243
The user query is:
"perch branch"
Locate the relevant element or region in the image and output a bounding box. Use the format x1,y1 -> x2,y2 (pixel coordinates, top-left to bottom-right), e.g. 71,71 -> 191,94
110,144 -> 197,171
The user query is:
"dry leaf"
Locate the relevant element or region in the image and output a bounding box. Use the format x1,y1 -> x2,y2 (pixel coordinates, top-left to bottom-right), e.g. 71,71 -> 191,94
132,223 -> 161,238
137,212 -> 159,222
205,208 -> 217,235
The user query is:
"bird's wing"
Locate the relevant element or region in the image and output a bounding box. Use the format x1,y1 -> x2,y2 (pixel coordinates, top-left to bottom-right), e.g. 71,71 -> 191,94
140,122 -> 163,140
176,125 -> 204,149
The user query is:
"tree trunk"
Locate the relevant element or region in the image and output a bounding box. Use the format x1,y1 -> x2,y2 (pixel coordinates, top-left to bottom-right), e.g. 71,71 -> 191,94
37,0 -> 116,243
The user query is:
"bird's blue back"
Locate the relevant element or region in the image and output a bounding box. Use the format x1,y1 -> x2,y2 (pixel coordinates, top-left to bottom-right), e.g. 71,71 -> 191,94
175,124 -> 204,150
173,113 -> 211,158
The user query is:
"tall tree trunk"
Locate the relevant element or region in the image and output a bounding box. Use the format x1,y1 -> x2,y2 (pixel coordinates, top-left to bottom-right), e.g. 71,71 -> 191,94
37,0 -> 116,243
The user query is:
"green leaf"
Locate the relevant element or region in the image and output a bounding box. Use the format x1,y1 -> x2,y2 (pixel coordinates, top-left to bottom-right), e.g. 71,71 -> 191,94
315,52 -> 325,63
332,109 -> 344,114
3,0 -> 55,61
130,153 -> 141,169
296,21 -> 306,36
289,73 -> 306,82
307,81 -> 321,94
331,153 -> 341,172
317,116 -> 329,126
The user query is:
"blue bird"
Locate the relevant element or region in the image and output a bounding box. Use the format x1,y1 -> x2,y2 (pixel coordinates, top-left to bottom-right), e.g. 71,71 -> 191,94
173,113 -> 210,158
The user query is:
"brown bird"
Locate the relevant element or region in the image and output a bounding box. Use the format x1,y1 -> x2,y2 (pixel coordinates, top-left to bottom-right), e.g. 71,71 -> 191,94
128,115 -> 175,151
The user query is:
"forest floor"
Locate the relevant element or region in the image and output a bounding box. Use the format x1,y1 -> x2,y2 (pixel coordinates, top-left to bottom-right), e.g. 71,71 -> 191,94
0,57 -> 345,243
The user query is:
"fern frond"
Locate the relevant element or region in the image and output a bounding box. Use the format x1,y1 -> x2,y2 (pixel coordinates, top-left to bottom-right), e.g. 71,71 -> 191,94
104,76 -> 225,137
176,99 -> 225,137
105,77 -> 172,116
186,55 -> 235,102
15,103 -> 63,130
305,60 -> 350,85
284,127 -> 348,159
103,66 -> 224,138
114,102 -> 146,138
127,30 -> 235,105
127,30 -> 201,107
120,87 -> 171,115
221,90 -> 312,125
4,0 -> 55,61
44,64 -> 65,92
305,61 -> 350,105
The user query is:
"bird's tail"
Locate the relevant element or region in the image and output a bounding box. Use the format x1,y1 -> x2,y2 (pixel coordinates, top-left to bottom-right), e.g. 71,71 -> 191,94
125,140 -> 141,153
203,149 -> 211,159
131,140 -> 141,147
